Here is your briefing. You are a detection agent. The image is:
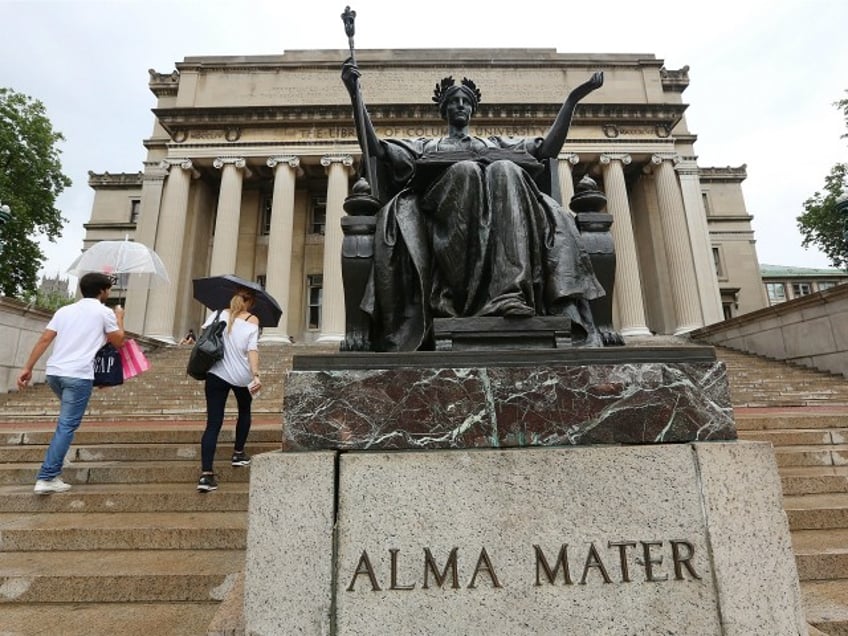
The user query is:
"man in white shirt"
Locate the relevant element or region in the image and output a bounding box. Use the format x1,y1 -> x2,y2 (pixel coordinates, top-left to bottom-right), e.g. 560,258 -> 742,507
17,272 -> 125,494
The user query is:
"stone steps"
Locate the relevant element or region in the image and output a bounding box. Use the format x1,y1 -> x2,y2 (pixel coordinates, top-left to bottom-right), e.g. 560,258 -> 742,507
1,603 -> 223,636
0,549 -> 244,603
0,482 -> 250,513
714,345 -> 848,634
803,580 -> 848,635
0,441 -> 281,463
0,419 -> 278,634
0,343 -> 847,633
0,460 -> 254,486
0,511 -> 247,551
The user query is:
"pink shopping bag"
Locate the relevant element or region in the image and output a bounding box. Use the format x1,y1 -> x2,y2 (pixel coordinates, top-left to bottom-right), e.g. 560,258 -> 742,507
120,339 -> 151,380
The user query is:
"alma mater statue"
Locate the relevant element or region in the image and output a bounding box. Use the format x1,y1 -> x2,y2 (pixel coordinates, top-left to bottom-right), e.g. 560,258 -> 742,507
341,59 -> 607,351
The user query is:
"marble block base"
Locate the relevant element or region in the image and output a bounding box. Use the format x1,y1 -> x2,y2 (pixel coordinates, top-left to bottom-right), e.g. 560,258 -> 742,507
244,443 -> 806,636
284,348 -> 735,450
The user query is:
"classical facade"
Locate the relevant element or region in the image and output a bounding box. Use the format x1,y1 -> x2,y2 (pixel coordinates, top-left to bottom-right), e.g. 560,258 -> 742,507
83,49 -> 767,343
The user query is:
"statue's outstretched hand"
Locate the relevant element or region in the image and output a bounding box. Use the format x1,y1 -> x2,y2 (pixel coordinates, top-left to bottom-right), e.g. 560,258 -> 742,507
570,71 -> 604,102
341,57 -> 361,97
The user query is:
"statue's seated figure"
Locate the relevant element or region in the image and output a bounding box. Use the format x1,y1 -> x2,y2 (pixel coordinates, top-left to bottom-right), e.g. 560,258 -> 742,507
341,60 -> 608,352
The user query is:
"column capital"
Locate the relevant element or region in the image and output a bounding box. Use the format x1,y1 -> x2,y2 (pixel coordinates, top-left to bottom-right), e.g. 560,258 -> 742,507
320,154 -> 355,170
674,157 -> 700,176
600,153 -> 632,166
159,158 -> 200,178
651,152 -> 680,166
213,156 -> 253,178
558,153 -> 580,165
267,155 -> 301,170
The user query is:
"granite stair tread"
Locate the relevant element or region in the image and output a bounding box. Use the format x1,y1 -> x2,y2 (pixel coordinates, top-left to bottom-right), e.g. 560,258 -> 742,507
0,602 -> 221,636
792,528 -> 848,556
0,549 -> 244,603
0,460 -> 256,486
0,511 -> 247,551
802,580 -> 848,635
0,441 -> 280,463
0,481 -> 249,512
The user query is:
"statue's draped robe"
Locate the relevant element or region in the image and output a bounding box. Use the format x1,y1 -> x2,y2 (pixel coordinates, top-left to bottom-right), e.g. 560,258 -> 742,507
362,135 -> 605,351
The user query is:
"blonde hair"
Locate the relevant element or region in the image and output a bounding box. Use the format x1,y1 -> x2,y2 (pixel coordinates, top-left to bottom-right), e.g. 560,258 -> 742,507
228,288 -> 255,333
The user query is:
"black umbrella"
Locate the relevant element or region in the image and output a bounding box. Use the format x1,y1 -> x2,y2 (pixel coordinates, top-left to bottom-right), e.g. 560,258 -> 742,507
192,275 -> 283,328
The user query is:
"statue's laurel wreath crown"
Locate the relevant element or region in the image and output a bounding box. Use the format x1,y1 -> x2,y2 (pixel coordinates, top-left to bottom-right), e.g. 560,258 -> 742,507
432,76 -> 482,107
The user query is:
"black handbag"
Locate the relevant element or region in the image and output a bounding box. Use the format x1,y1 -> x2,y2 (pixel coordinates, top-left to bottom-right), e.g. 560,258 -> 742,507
93,343 -> 123,386
186,310 -> 226,380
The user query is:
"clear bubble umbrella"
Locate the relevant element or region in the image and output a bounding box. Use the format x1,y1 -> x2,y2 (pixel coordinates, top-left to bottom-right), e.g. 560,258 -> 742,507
67,238 -> 170,301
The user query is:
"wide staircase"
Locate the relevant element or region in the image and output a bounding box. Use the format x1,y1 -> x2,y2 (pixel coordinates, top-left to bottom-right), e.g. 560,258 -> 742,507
0,343 -> 846,634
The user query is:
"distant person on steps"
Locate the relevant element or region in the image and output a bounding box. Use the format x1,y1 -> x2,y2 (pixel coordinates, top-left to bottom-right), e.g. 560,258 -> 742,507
17,272 -> 125,495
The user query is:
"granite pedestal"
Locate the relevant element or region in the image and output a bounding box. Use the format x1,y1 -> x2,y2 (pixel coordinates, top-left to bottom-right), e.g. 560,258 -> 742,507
244,348 -> 806,635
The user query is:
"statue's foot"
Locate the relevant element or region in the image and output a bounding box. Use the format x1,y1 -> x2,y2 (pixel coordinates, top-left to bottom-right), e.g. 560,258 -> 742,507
501,299 -> 535,317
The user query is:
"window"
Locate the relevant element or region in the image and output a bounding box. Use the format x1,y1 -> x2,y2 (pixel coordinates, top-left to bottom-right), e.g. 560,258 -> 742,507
256,275 -> 267,289
307,274 -> 323,329
765,282 -> 786,305
701,191 -> 711,216
818,281 -> 837,291
792,282 -> 812,298
310,196 -> 326,235
129,199 -> 141,224
712,247 -> 724,278
260,195 -> 272,235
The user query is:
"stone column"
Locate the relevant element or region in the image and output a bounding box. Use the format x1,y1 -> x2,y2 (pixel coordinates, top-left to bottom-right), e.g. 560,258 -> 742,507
600,154 -> 651,337
317,155 -> 353,343
558,153 -> 579,208
676,158 -> 724,325
209,157 -> 252,277
124,161 -> 167,334
652,153 -> 703,334
145,159 -> 198,343
262,155 -> 302,343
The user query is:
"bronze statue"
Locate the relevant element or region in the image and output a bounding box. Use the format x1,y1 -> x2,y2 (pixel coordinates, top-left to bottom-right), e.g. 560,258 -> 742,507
339,8 -> 609,352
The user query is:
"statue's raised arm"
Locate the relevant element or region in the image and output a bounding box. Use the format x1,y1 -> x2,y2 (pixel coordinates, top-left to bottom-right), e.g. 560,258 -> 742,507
536,71 -> 604,159
341,58 -> 385,161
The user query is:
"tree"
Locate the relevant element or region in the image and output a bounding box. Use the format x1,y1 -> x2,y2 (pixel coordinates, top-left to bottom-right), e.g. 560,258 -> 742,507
0,88 -> 71,297
797,92 -> 848,268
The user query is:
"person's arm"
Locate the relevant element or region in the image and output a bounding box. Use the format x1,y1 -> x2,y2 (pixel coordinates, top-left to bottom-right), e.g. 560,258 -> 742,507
536,72 -> 604,159
17,329 -> 57,390
341,58 -> 386,160
106,305 -> 125,348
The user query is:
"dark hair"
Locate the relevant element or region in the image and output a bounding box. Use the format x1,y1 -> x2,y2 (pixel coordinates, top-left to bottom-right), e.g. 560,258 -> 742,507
79,272 -> 113,298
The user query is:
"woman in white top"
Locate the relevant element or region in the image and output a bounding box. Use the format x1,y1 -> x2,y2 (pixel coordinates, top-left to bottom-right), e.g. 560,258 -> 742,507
197,288 -> 261,492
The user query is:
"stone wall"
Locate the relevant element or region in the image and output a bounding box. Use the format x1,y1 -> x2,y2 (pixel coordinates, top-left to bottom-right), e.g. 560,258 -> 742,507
0,297 -> 53,393
690,283 -> 848,378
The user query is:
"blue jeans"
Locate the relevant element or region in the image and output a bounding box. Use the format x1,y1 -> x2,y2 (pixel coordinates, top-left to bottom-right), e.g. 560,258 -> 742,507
37,375 -> 93,480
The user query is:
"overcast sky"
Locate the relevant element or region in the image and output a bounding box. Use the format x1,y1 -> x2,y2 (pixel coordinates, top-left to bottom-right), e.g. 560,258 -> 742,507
3,0 -> 847,282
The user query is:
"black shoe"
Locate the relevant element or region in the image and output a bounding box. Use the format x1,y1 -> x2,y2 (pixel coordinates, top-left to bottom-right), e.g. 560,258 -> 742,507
231,451 -> 251,467
197,474 -> 218,492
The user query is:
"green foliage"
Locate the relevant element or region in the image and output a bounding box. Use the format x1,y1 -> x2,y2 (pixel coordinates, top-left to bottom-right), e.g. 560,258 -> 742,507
0,88 -> 71,297
796,91 -> 848,268
797,163 -> 848,268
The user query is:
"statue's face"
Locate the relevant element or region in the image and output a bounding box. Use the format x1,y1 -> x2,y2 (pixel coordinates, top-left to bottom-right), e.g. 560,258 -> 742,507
444,93 -> 473,127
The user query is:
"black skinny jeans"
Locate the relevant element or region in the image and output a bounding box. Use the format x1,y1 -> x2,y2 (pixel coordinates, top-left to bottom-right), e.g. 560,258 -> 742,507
201,372 -> 252,472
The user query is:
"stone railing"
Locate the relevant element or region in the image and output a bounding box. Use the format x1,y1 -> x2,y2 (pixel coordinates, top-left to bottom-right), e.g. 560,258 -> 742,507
0,296 -> 54,393
690,283 -> 848,378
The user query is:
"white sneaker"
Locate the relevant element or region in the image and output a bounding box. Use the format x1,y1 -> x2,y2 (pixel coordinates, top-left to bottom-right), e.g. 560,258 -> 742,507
34,477 -> 72,495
